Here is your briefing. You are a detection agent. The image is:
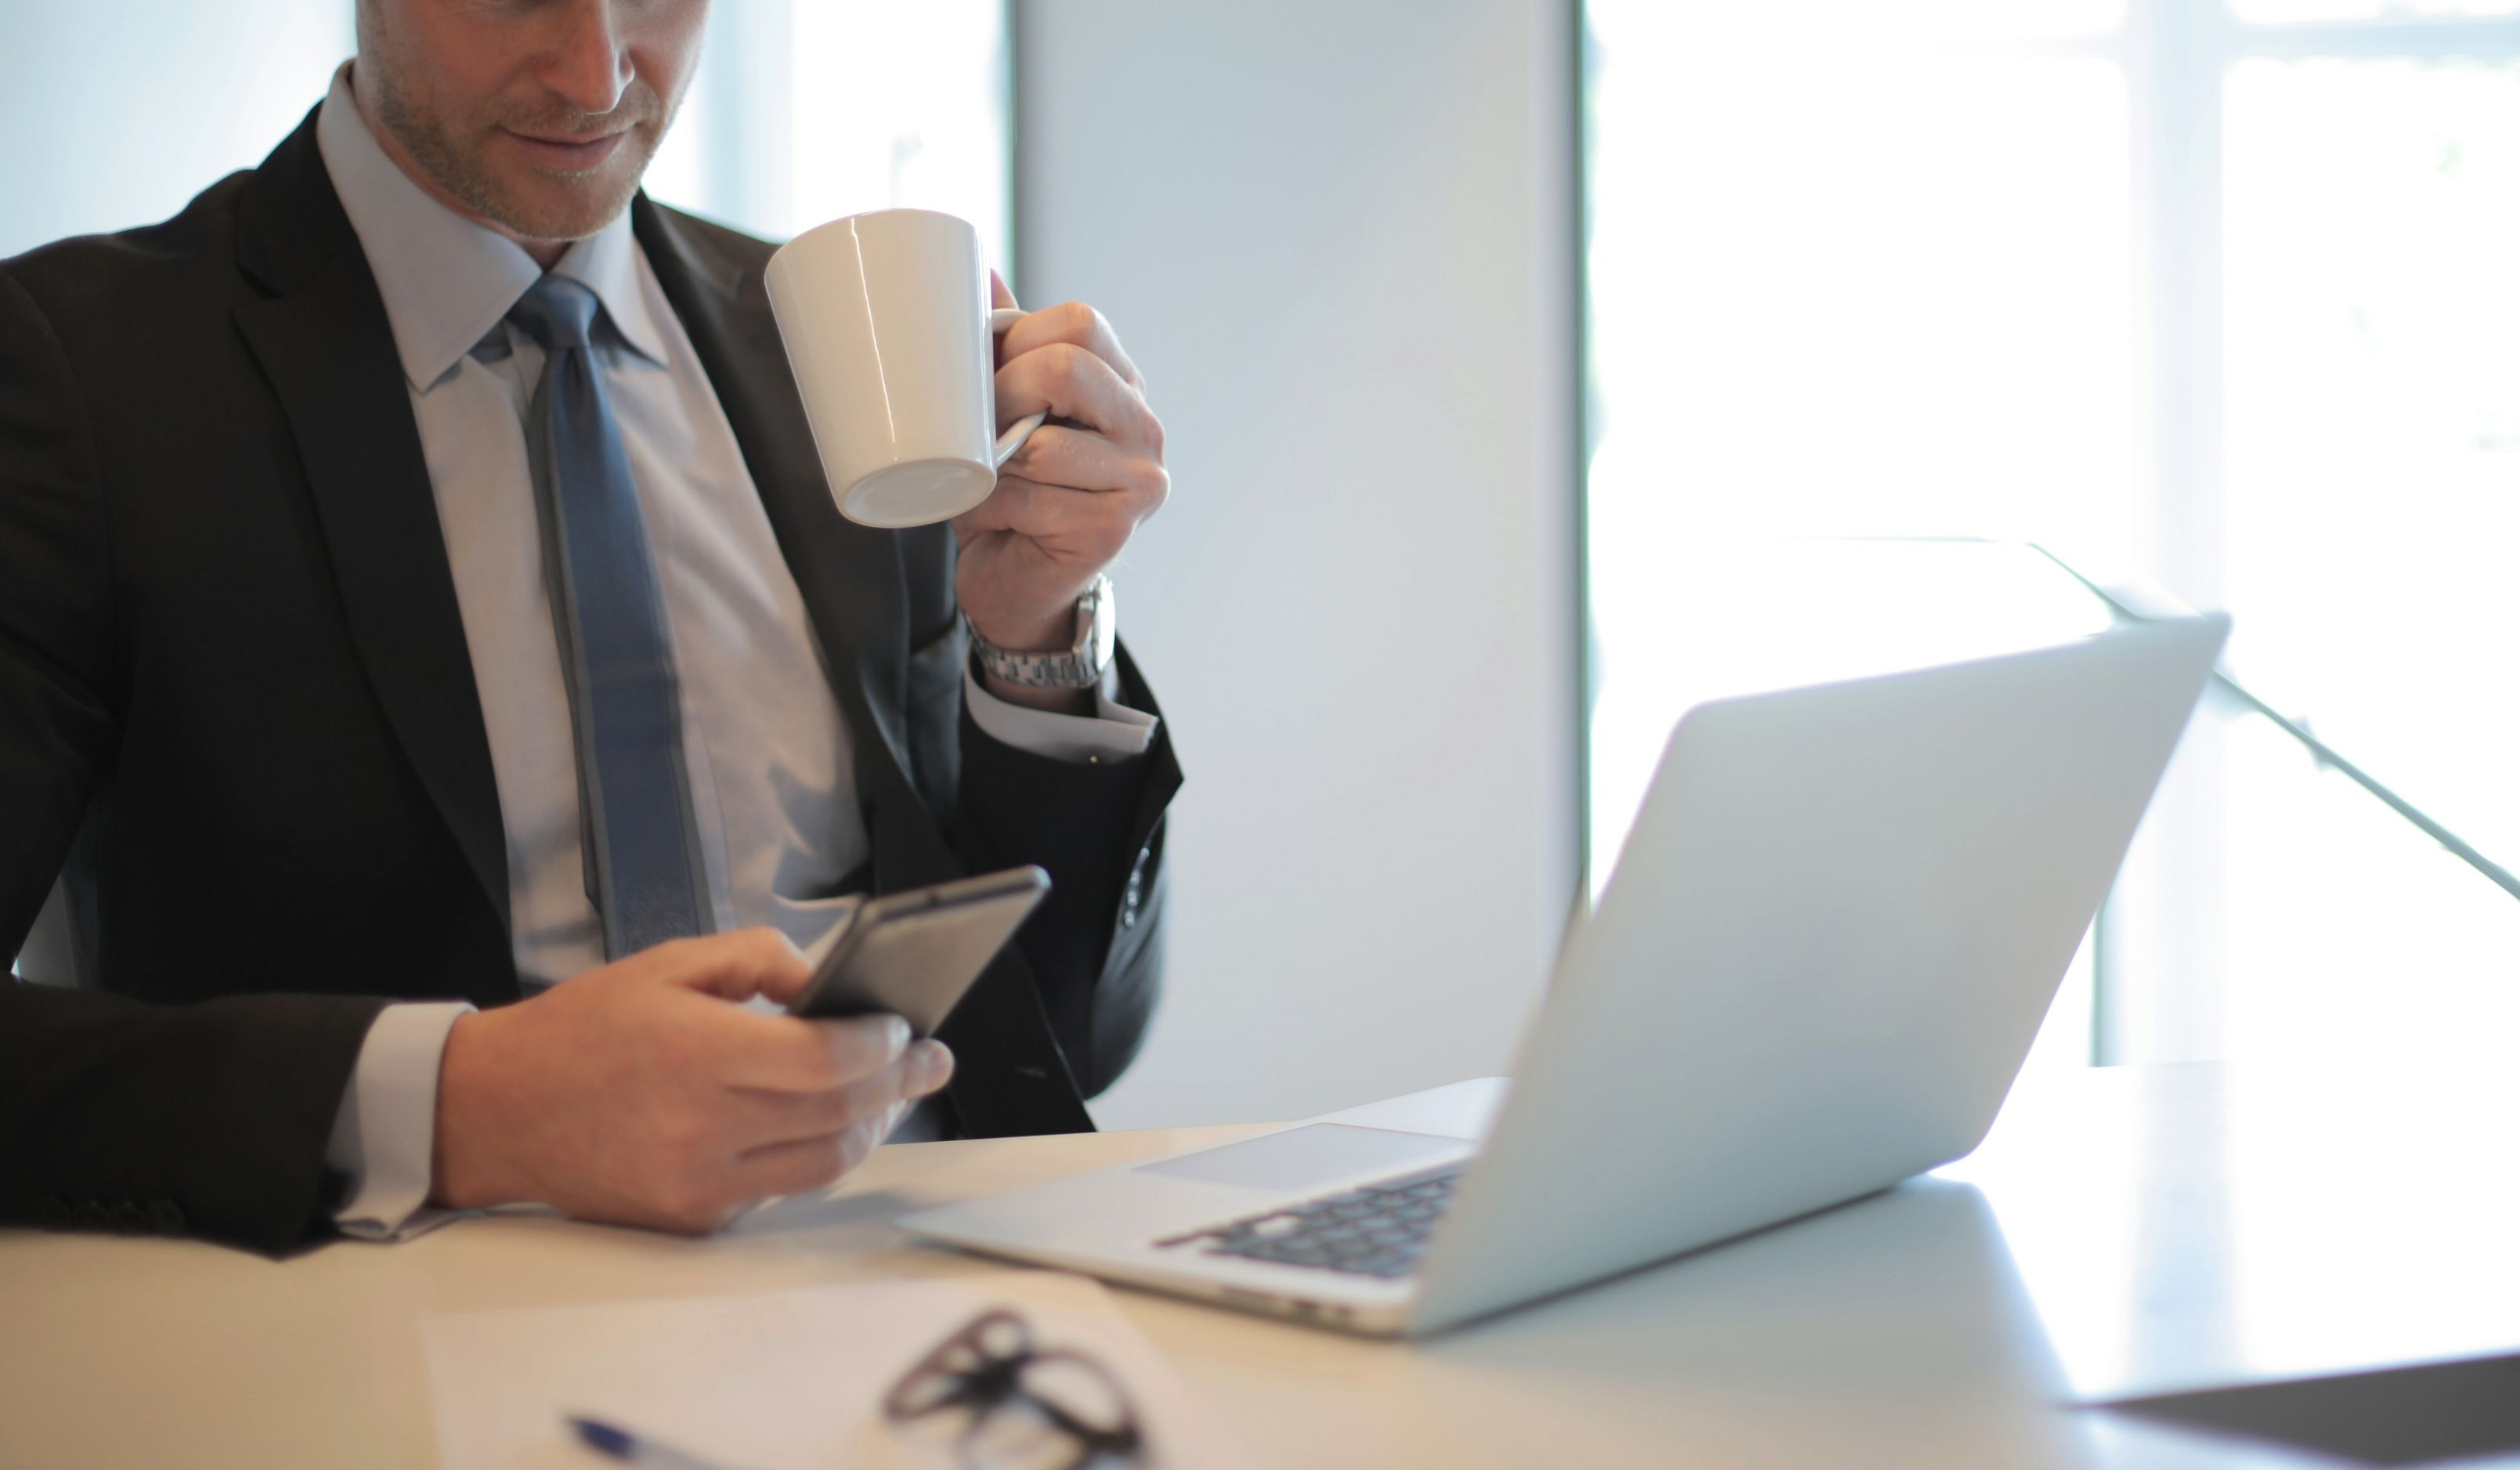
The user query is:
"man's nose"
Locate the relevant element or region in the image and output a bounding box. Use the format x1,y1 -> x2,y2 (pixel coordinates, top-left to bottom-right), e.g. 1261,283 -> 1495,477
540,0 -> 632,117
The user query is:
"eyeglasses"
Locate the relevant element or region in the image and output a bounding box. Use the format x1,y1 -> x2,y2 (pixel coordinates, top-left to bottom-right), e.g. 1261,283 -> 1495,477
882,1309 -> 1150,1470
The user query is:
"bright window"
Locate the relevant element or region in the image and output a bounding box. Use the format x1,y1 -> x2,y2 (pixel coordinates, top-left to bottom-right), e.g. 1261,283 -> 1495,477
644,0 -> 1010,265
1583,0 -> 2520,1075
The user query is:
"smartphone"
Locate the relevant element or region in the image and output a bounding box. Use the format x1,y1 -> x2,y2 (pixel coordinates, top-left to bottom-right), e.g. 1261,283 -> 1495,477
785,865 -> 1051,1036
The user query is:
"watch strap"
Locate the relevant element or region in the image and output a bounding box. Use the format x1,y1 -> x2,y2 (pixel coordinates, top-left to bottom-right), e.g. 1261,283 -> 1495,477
968,575 -> 1114,689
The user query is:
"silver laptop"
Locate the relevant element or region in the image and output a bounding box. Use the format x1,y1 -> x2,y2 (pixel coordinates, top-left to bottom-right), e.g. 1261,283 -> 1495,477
902,615 -> 2229,1336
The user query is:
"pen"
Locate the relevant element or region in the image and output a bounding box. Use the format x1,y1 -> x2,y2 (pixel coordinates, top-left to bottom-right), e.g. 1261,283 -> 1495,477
566,1414 -> 746,1470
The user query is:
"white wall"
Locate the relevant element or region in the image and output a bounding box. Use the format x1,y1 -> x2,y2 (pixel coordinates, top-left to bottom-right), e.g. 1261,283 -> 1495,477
1014,2 -> 1583,1128
0,1 -> 353,259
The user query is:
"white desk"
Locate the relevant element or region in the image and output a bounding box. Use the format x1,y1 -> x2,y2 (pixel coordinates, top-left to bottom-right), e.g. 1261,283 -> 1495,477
6,1061 -> 2519,1468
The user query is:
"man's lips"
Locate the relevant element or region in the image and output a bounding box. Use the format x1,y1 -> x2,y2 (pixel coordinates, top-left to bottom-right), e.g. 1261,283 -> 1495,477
500,126 -> 630,172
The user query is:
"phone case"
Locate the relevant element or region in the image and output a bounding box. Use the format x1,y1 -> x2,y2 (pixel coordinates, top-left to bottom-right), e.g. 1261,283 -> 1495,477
788,866 -> 1050,1035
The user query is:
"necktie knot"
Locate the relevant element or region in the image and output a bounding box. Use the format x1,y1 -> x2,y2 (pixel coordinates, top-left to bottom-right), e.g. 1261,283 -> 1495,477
507,275 -> 601,352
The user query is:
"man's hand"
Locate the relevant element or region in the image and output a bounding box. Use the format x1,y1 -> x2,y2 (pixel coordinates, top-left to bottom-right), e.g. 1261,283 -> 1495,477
428,928 -> 953,1233
954,275 -> 1168,713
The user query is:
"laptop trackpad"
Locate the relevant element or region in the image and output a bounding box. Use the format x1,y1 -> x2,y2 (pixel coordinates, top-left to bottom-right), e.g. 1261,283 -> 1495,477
1135,1124 -> 1464,1192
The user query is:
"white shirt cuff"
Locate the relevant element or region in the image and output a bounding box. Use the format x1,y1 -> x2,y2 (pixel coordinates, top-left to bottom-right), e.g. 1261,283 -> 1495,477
324,1000 -> 475,1241
962,662 -> 1158,764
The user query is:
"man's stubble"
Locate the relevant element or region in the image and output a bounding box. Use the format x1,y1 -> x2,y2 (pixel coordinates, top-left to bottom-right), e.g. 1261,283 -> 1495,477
361,26 -> 674,244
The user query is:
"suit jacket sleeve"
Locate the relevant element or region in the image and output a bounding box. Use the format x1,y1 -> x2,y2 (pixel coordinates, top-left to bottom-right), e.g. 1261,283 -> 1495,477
949,642 -> 1177,1101
0,264 -> 388,1255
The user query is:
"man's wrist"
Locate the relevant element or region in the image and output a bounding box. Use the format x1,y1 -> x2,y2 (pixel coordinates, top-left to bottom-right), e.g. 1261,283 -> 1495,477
968,602 -> 1094,713
966,574 -> 1117,703
966,604 -> 1077,658
429,1009 -> 521,1212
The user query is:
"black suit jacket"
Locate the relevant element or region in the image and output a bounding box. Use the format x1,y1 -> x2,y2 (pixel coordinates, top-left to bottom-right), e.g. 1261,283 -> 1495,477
0,110 -> 1180,1253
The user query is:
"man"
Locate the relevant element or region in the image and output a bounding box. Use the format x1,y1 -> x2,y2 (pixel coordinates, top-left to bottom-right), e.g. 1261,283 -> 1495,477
0,0 -> 1178,1253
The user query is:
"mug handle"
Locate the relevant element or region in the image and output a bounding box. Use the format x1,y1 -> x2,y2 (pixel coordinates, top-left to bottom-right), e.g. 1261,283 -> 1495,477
989,306 -> 1049,470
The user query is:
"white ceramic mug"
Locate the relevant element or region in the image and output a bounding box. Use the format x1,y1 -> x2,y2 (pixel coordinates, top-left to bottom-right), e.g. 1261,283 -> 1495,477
763,208 -> 1047,529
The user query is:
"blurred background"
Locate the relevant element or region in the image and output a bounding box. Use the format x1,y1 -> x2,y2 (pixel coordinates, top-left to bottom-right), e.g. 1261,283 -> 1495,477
7,0 -> 2515,1127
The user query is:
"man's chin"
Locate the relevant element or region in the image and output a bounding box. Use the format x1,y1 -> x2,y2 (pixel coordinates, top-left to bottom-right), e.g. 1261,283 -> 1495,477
479,173 -> 645,249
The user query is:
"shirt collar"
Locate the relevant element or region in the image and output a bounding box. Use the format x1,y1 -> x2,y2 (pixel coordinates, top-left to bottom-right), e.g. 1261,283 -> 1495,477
314,63 -> 670,392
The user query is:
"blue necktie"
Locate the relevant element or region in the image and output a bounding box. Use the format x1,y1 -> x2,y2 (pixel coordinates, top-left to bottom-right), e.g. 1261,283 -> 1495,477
508,276 -> 709,959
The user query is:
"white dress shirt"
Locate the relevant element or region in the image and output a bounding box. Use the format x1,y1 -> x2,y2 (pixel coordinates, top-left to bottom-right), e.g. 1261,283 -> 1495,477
311,66 -> 1155,1240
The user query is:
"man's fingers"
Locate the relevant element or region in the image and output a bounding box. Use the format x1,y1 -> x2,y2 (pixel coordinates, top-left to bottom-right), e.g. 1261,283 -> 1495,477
724,1042 -> 954,1199
952,479 -> 1097,552
1000,425 -> 1170,507
718,1011 -> 911,1093
644,926 -> 812,1005
995,343 -> 1157,450
727,1042 -> 953,1146
999,300 -> 1143,390
728,1082 -> 861,1147
954,475 -> 1156,567
745,935 -> 822,1007
727,1130 -> 859,1202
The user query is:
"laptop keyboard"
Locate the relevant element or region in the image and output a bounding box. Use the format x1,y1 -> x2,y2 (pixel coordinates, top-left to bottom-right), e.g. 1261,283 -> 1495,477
1154,1167 -> 1463,1279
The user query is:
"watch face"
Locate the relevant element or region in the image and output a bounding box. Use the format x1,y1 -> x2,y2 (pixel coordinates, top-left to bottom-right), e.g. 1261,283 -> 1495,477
1088,577 -> 1118,673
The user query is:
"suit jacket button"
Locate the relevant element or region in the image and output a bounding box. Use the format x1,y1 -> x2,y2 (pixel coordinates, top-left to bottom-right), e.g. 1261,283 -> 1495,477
107,1202 -> 151,1235
149,1201 -> 187,1236
71,1201 -> 110,1232
36,1197 -> 72,1230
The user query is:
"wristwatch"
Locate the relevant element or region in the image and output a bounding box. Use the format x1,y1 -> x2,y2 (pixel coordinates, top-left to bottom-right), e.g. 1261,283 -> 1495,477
967,573 -> 1117,689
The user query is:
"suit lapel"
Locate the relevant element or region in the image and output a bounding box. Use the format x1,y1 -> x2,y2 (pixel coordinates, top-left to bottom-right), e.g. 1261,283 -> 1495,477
232,115 -> 513,993
631,198 -> 934,844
